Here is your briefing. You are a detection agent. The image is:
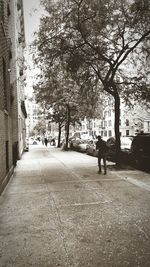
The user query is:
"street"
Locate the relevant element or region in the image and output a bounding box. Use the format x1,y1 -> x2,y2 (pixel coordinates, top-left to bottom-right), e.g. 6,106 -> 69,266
0,144 -> 150,267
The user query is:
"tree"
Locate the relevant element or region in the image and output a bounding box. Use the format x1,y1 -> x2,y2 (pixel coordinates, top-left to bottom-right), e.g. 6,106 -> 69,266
33,57 -> 101,149
33,0 -> 149,158
48,105 -> 66,147
34,120 -> 46,135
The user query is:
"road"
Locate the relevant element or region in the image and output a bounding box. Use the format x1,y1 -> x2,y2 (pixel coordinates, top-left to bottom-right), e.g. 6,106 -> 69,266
0,144 -> 150,267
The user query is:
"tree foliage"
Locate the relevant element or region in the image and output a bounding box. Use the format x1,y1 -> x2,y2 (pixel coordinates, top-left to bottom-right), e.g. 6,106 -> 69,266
33,120 -> 46,135
33,59 -> 101,148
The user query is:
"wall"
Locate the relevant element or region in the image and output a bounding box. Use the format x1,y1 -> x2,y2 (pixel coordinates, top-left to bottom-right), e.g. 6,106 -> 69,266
0,0 -> 14,193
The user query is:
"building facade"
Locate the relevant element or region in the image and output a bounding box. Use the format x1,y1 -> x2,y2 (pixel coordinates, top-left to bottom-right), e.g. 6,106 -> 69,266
9,0 -> 27,159
80,96 -> 150,139
0,0 -> 13,193
0,0 -> 26,194
25,96 -> 41,137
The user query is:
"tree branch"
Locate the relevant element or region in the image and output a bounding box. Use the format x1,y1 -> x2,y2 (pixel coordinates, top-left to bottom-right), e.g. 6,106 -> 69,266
115,30 -> 150,71
76,1 -> 113,67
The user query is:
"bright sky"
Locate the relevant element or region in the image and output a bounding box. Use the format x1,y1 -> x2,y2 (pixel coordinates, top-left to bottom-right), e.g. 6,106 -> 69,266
23,0 -> 43,43
23,0 -> 44,96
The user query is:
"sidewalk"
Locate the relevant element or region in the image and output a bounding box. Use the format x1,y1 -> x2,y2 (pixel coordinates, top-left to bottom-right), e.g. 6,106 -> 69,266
0,145 -> 150,267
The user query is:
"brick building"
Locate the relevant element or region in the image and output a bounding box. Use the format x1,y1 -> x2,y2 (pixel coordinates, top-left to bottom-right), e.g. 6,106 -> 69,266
9,0 -> 27,159
0,0 -> 26,194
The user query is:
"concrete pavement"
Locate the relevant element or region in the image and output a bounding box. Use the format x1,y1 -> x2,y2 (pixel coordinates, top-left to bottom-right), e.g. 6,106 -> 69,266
0,145 -> 150,267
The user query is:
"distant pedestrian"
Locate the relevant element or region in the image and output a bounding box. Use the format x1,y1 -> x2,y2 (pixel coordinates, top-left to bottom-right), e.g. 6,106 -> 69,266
44,137 -> 48,147
51,138 -> 56,146
42,137 -> 44,145
96,135 -> 108,174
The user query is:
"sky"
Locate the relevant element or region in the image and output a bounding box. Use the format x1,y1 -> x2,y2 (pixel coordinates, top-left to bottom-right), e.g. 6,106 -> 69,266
23,0 -> 43,43
23,0 -> 44,96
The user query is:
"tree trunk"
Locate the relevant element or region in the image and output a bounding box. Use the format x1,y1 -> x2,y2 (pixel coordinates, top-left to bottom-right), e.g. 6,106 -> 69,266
114,92 -> 121,161
65,105 -> 71,150
57,123 -> 62,147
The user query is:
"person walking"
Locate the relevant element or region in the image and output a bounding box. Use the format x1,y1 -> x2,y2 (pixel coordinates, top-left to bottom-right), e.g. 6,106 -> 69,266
42,137 -> 45,145
44,137 -> 48,147
96,135 -> 108,175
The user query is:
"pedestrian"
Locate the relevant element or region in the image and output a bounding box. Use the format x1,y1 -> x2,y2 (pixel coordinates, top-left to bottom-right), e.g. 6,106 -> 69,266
44,137 -> 48,147
42,137 -> 44,145
51,138 -> 56,146
96,135 -> 108,175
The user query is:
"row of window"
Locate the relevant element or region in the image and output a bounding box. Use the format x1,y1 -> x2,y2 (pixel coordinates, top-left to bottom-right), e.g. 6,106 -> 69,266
104,110 -> 112,117
101,130 -> 112,138
103,119 -> 130,127
101,130 -> 130,138
82,117 -> 130,129
83,119 -> 130,129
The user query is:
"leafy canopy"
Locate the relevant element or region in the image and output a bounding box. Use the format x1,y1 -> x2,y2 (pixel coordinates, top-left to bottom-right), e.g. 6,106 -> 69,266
32,0 -> 150,104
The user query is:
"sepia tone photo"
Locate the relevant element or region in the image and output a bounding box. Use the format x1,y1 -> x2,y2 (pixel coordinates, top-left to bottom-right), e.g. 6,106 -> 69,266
0,0 -> 150,266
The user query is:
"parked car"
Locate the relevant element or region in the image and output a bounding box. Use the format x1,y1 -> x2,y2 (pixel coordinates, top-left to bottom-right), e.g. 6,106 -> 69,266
28,138 -> 38,145
86,139 -> 98,157
120,136 -> 133,150
106,137 -> 116,161
107,136 -> 133,151
71,131 -> 90,140
24,138 -> 29,152
106,137 -> 116,149
131,133 -> 150,170
106,136 -> 133,162
78,139 -> 90,153
69,138 -> 81,151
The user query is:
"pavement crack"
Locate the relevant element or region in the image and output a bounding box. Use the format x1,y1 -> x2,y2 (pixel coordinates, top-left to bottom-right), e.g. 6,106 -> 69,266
133,223 -> 150,240
59,200 -> 110,207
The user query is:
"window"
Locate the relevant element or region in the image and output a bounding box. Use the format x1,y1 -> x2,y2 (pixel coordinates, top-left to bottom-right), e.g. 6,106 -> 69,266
108,130 -> 112,137
126,119 -> 129,126
17,0 -> 21,11
104,111 -> 107,117
104,131 -> 107,137
108,110 -> 111,117
104,121 -> 107,127
7,3 -> 11,16
126,130 -> 129,136
108,120 -> 112,127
